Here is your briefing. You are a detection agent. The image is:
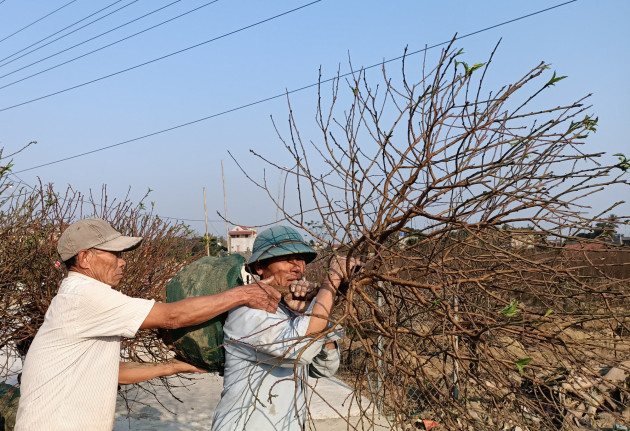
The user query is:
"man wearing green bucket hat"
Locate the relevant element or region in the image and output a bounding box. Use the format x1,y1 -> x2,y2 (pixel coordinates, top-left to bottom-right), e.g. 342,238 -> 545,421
212,225 -> 358,430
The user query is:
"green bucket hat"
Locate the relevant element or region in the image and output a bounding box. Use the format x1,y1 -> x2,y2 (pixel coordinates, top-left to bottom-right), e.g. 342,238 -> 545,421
246,226 -> 317,273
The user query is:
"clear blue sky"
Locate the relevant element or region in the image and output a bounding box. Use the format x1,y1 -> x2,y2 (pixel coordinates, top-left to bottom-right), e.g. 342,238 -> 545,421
1,0 -> 628,236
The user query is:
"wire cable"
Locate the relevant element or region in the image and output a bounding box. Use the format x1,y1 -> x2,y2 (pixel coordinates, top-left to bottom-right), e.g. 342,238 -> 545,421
4,2 -> 584,232
0,0 -> 220,88
0,0 -> 128,66
0,0 -> 80,45
0,0 -> 143,69
0,0 -> 180,71
0,0 -> 321,111
8,3 -> 578,228
11,0 -> 578,175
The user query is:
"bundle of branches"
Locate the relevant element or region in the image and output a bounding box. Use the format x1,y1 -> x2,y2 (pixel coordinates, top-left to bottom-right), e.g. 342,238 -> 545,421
0,178 -> 200,384
251,43 -> 630,430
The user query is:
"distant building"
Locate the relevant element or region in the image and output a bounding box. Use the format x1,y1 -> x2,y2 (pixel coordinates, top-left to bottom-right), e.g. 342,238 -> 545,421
228,226 -> 257,254
507,229 -> 542,250
228,226 -> 257,284
310,241 -> 324,251
564,233 -> 630,249
613,233 -> 630,246
510,233 -> 536,250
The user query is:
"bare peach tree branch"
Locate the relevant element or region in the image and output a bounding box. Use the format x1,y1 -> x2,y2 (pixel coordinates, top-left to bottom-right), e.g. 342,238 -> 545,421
246,44 -> 630,430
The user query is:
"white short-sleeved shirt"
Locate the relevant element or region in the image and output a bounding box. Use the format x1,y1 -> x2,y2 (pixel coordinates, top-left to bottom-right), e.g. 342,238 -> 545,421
16,272 -> 155,431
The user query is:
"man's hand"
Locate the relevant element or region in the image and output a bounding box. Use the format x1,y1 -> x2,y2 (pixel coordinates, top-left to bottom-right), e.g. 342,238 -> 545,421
239,276 -> 281,313
284,279 -> 319,312
290,279 -> 319,299
169,358 -> 207,374
303,257 -> 360,335
326,256 -> 362,289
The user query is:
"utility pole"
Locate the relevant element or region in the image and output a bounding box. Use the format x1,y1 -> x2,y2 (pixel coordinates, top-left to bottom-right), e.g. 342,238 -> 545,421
376,281 -> 384,413
203,187 -> 209,256
222,160 -> 230,254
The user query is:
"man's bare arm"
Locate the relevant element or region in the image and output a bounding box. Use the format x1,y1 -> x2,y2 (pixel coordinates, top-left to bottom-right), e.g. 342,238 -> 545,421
305,282 -> 338,335
140,278 -> 279,330
118,359 -> 206,385
306,257 -> 360,335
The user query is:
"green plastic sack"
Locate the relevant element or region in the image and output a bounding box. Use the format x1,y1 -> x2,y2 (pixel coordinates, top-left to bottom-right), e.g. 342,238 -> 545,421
0,383 -> 20,431
164,254 -> 245,374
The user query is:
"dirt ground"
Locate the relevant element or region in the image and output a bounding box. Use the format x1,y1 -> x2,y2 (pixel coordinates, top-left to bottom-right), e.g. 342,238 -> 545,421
114,373 -> 389,430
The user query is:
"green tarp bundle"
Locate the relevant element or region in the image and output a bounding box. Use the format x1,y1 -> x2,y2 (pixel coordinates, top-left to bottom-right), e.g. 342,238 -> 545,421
165,254 -> 245,374
0,383 -> 19,431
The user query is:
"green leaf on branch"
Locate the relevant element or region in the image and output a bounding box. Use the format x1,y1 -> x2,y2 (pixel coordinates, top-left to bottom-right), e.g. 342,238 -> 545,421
467,63 -> 485,76
516,358 -> 532,376
582,115 -> 598,132
456,61 -> 485,77
546,71 -> 567,87
500,300 -> 519,317
44,191 -> 59,207
544,309 -> 553,317
569,115 -> 598,135
613,153 -> 630,172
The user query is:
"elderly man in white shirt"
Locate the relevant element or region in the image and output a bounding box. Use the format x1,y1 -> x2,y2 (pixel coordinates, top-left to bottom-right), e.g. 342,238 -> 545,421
16,218 -> 281,431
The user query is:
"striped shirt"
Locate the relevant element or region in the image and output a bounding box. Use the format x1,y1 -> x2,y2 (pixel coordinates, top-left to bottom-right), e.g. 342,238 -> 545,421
16,272 -> 154,431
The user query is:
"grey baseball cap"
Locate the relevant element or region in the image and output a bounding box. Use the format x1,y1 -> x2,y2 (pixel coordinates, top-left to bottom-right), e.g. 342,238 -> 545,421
57,218 -> 143,261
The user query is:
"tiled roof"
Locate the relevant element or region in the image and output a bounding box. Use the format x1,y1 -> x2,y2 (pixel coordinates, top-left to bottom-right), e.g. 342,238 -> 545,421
229,226 -> 257,236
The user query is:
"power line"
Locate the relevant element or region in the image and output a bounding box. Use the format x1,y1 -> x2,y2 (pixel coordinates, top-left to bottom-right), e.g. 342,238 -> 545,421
0,0 -> 181,72
0,0 -> 220,88
6,172 -> 29,190
0,0 -> 321,112
0,0 -> 80,44
12,0 -> 578,175
0,0 -> 131,67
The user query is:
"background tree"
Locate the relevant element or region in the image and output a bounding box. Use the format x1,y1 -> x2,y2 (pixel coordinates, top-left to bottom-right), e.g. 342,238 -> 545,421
191,233 -> 227,256
576,213 -> 620,240
0,181 -> 203,385
0,142 -> 35,207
